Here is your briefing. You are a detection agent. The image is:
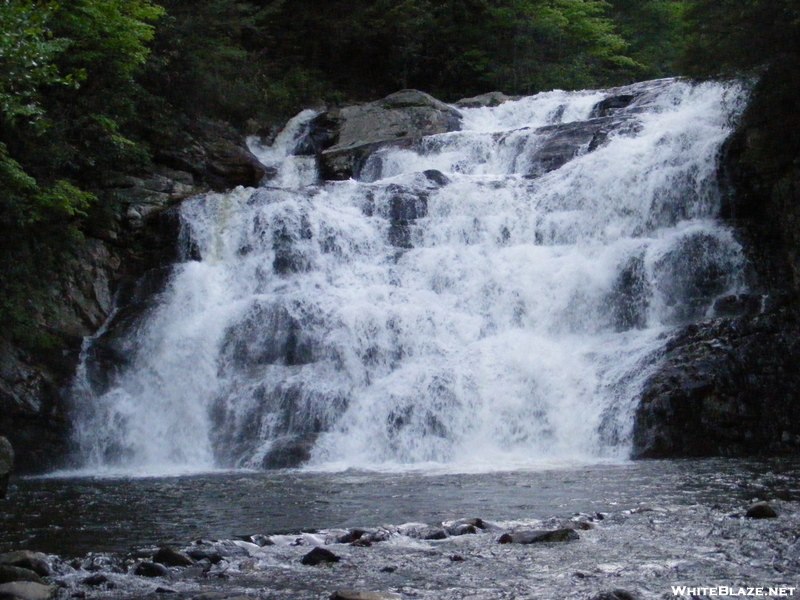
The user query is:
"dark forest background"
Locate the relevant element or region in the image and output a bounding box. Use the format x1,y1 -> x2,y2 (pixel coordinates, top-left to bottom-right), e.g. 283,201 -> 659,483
1,0 -> 798,349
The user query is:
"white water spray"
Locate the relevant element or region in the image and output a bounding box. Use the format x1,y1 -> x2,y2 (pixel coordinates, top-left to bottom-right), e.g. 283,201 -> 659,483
71,79 -> 749,474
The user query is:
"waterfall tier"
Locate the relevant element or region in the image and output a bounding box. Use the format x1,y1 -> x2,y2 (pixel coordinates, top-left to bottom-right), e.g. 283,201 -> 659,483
71,78 -> 749,474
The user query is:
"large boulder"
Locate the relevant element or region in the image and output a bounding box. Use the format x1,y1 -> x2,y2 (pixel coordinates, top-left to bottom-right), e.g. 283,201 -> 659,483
632,306 -> 800,458
309,90 -> 462,180
454,91 -> 510,108
153,118 -> 268,191
0,551 -> 52,577
0,581 -> 57,600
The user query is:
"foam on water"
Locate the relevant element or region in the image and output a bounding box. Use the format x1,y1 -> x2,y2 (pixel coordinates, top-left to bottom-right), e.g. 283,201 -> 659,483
70,79 -> 750,475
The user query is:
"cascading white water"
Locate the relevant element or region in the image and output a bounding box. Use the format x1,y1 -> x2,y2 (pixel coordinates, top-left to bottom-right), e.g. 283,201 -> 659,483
72,79 -> 749,474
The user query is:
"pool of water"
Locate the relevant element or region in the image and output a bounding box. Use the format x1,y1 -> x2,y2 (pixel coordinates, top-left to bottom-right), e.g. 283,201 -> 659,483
3,458 -> 799,557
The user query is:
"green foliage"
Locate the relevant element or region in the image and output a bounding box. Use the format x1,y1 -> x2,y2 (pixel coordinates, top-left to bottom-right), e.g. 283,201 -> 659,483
0,0 -> 161,345
0,143 -> 93,225
0,1 -> 69,123
607,0 -> 687,78
681,0 -> 800,76
226,0 -> 644,103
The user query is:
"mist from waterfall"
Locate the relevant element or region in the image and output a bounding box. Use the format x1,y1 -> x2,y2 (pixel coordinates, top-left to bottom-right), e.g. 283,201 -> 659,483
69,78 -> 749,475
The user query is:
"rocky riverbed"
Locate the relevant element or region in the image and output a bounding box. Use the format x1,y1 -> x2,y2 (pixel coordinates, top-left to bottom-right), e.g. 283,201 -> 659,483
1,500 -> 798,600
2,460 -> 799,600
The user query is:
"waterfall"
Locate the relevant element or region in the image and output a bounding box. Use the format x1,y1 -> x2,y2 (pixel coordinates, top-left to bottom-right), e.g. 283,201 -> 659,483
71,78 -> 749,474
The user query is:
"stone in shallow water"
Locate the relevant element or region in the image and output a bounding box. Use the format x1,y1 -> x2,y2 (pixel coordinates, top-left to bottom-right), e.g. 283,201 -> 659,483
81,573 -> 112,588
589,590 -> 643,600
0,565 -> 43,584
301,547 -> 341,566
186,546 -> 223,564
497,528 -> 580,544
0,551 -> 50,577
746,501 -> 778,519
153,546 -> 194,567
330,591 -> 402,600
132,561 -> 169,577
0,581 -> 57,600
192,595 -> 253,600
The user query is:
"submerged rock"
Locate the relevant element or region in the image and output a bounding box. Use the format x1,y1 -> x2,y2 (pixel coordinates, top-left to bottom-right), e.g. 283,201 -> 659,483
330,591 -> 402,600
589,590 -> 643,600
746,501 -> 778,519
132,561 -> 169,577
82,573 -> 114,588
498,528 -> 580,544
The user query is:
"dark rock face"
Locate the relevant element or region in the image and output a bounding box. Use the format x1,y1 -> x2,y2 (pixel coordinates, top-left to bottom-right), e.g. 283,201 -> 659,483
609,253 -> 649,332
632,307 -> 800,458
651,231 -> 741,324
258,435 -> 318,469
0,117 -> 266,474
315,90 -> 462,180
387,185 -> 428,249
154,118 -> 267,191
209,295 -> 347,469
590,94 -> 638,118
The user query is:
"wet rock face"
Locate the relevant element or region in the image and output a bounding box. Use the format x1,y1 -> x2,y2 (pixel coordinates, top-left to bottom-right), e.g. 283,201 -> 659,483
720,58 -> 800,296
520,117 -> 617,178
632,307 -> 800,458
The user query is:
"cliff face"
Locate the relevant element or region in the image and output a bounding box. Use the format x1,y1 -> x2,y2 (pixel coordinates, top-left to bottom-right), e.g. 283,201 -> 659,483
633,62 -> 800,458
0,119 -> 266,474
